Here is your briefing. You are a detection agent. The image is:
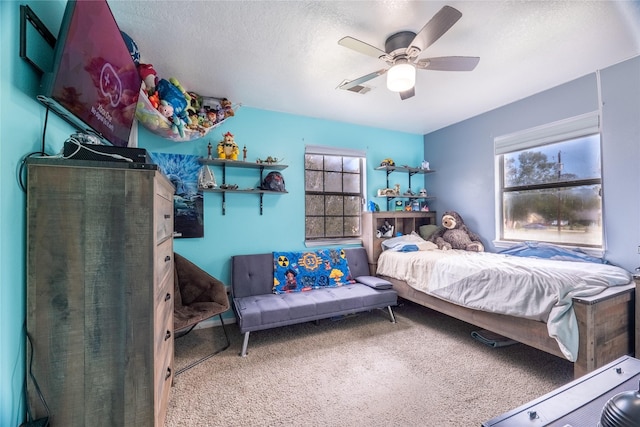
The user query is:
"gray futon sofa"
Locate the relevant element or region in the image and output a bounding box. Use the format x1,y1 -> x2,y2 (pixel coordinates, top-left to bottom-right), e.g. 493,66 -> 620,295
231,247 -> 397,356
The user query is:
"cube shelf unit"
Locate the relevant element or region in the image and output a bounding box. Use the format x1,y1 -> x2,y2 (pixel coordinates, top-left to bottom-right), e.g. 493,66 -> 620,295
198,158 -> 287,215
361,211 -> 437,274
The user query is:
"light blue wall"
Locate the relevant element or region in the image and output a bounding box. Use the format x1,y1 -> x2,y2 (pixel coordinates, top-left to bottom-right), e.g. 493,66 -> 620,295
141,107 -> 424,291
424,56 -> 640,271
0,2 -> 423,423
4,0 -> 638,424
2,1 -> 70,425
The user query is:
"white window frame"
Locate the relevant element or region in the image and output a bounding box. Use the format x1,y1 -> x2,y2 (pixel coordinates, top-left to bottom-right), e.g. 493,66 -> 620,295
304,145 -> 367,247
493,111 -> 604,255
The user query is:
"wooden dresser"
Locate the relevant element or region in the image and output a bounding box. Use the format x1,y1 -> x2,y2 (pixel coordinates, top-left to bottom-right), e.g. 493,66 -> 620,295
26,158 -> 175,426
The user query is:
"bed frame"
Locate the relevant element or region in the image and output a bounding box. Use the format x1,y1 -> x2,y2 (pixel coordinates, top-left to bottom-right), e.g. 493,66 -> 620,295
381,275 -> 635,379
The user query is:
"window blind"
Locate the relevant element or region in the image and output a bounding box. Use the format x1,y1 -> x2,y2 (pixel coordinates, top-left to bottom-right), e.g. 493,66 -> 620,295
305,145 -> 366,157
494,111 -> 600,155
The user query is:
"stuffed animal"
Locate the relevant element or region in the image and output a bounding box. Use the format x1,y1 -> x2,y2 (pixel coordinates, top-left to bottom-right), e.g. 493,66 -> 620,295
220,98 -> 234,118
138,63 -> 158,94
156,78 -> 191,137
429,211 -> 484,252
169,77 -> 194,113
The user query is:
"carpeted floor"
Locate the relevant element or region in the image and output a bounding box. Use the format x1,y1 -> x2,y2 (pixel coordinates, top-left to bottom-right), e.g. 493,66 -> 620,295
166,300 -> 574,427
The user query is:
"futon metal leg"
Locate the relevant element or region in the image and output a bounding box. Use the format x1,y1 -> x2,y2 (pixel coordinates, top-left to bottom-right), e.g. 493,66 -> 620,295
240,331 -> 250,357
387,306 -> 397,323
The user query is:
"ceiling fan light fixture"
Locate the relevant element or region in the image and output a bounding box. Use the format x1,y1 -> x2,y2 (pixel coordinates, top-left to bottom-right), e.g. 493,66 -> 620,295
387,62 -> 415,92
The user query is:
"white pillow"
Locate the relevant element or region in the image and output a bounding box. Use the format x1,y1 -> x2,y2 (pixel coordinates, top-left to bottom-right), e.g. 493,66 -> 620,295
356,275 -> 392,289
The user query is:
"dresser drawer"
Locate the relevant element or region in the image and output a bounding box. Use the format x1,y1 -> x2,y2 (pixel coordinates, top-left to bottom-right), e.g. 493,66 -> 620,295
154,311 -> 173,406
155,239 -> 173,294
155,276 -> 173,316
155,193 -> 173,243
155,287 -> 174,348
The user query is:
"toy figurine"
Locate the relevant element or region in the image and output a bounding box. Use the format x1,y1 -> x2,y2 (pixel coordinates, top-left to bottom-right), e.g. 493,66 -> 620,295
207,142 -> 213,160
243,145 -> 247,162
217,132 -> 239,160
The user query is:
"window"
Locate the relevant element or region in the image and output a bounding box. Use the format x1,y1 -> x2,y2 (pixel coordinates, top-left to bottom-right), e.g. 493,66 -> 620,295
304,145 -> 366,246
495,112 -> 602,248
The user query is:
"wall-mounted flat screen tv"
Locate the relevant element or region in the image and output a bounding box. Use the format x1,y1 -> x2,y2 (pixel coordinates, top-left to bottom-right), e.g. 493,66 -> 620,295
38,0 -> 141,147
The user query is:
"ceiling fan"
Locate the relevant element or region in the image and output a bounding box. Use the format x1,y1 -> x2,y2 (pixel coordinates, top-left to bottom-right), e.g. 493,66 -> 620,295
337,5 -> 479,100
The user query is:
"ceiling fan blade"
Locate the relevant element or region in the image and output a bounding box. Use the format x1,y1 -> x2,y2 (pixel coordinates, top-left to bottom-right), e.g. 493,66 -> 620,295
400,87 -> 415,100
416,56 -> 480,71
338,36 -> 389,60
337,69 -> 388,90
407,6 -> 462,58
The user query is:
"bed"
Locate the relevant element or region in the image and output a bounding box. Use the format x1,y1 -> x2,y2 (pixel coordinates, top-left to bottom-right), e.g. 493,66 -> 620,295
375,246 -> 635,378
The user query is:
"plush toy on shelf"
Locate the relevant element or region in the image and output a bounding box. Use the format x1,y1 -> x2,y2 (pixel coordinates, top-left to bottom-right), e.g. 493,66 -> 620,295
217,132 -> 239,160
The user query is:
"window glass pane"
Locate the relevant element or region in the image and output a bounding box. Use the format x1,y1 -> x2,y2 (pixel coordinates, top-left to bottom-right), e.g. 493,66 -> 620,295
305,154 -> 323,170
324,171 -> 342,192
305,170 -> 323,192
325,195 -> 343,216
324,156 -> 343,172
504,134 -> 600,187
343,157 -> 360,173
344,216 -> 360,237
343,173 -> 360,193
502,185 -> 602,246
306,216 -> 324,238
325,217 -> 343,237
306,195 -> 324,216
344,196 -> 360,216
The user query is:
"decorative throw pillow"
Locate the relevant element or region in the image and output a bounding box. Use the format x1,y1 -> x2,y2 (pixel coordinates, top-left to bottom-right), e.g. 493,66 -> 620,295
273,248 -> 355,294
419,224 -> 439,241
356,276 -> 392,289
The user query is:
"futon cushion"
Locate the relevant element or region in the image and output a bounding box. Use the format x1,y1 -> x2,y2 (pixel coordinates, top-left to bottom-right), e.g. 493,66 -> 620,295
234,283 -> 397,332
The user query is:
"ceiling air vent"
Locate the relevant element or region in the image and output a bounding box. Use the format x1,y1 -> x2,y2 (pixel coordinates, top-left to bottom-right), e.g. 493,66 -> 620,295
337,80 -> 371,94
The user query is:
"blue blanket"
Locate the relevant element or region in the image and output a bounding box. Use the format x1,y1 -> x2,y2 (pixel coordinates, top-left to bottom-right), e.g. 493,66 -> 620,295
273,248 -> 355,294
498,241 -> 608,264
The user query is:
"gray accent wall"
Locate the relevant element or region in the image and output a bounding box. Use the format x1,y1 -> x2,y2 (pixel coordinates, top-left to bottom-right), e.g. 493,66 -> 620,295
423,56 -> 640,271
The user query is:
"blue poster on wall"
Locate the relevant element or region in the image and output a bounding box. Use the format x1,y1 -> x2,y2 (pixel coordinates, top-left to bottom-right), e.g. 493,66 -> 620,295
150,152 -> 204,238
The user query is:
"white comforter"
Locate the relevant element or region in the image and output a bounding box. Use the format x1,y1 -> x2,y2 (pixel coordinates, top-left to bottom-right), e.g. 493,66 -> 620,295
376,249 -> 632,361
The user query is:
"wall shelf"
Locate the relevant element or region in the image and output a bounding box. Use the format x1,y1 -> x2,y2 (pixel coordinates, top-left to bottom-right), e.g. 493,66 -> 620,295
375,165 -> 436,210
198,158 -> 287,215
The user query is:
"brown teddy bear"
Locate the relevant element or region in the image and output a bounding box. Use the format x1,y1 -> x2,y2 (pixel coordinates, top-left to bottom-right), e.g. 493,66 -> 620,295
429,211 -> 484,252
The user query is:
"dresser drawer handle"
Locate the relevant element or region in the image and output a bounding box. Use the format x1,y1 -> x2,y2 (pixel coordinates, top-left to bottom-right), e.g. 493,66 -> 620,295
165,367 -> 172,381
165,293 -> 171,302
165,330 -> 171,341
165,255 -> 171,262
164,214 -> 171,219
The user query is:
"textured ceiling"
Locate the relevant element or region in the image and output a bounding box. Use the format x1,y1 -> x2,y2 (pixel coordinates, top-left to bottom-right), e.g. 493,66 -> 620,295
110,1 -> 640,135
